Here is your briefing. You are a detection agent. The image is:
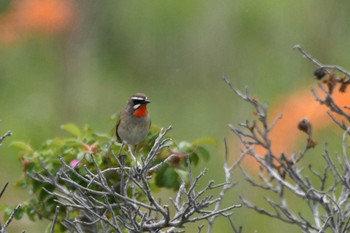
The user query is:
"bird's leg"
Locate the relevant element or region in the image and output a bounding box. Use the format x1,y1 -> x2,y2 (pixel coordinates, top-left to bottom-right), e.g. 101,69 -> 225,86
128,145 -> 139,168
134,145 -> 142,170
118,143 -> 124,156
117,143 -> 126,167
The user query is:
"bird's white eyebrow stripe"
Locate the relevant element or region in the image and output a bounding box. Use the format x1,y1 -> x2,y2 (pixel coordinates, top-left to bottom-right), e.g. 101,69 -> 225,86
131,97 -> 145,101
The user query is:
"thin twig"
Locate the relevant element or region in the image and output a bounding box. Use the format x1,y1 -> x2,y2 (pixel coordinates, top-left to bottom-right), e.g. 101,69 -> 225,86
294,44 -> 350,79
2,204 -> 21,232
0,182 -> 9,199
50,206 -> 60,233
0,131 -> 12,146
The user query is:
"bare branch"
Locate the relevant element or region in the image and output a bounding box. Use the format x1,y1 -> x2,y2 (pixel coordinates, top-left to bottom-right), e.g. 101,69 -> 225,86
1,204 -> 22,233
225,55 -> 350,232
0,131 -> 12,147
294,44 -> 350,79
50,206 -> 60,233
26,126 -> 240,232
0,182 -> 8,199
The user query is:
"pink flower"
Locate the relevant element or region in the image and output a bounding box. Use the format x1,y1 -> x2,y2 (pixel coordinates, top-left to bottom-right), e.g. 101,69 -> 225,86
70,159 -> 79,168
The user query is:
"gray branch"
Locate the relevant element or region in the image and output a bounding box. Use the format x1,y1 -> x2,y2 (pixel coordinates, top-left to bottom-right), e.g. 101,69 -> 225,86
226,46 -> 350,232
31,127 -> 240,232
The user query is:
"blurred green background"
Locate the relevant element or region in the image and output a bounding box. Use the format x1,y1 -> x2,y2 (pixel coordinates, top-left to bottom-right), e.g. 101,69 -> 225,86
1,0 -> 350,232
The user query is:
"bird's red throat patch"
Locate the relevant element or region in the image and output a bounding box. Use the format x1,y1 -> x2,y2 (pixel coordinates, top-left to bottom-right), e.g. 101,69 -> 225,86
133,104 -> 148,117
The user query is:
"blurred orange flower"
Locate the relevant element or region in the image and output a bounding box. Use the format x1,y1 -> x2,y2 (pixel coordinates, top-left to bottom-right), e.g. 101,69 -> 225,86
243,84 -> 350,169
270,86 -> 350,154
0,0 -> 75,43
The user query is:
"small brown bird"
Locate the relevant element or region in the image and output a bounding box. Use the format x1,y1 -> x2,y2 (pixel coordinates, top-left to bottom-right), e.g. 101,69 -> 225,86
116,93 -> 151,159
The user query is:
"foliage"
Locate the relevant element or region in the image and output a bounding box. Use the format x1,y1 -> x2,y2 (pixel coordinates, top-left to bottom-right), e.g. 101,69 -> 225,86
9,121 -> 217,231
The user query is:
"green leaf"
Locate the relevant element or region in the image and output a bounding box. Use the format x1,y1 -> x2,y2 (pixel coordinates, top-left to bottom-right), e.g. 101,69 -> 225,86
155,165 -> 180,189
16,179 -> 28,189
44,199 -> 56,213
26,162 -> 37,172
50,138 -> 65,147
175,169 -> 189,183
61,123 -> 81,137
62,148 -> 75,155
76,152 -> 85,161
93,132 -> 110,139
78,166 -> 88,176
84,153 -> 93,163
189,153 -> 199,165
82,124 -> 94,137
65,138 -> 81,144
14,206 -> 24,220
41,149 -> 54,157
177,141 -> 193,152
94,154 -> 103,165
195,146 -> 210,161
10,141 -> 33,153
32,180 -> 44,193
45,223 -> 53,233
39,185 -> 54,200
26,206 -> 36,221
3,206 -> 13,219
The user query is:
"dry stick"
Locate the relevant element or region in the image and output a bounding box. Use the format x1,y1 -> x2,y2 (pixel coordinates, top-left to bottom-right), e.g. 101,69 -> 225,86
142,126 -> 173,171
0,131 -> 12,145
293,45 -> 323,67
223,46 -> 350,232
50,206 -> 60,233
224,74 -> 325,231
0,183 -> 9,233
293,44 -> 350,80
342,128 -> 350,172
1,204 -> 21,233
0,182 -> 8,199
29,123 -> 242,232
207,138 -> 244,233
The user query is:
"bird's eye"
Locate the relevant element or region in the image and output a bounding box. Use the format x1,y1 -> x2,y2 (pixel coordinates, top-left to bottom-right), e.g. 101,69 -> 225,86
132,99 -> 144,105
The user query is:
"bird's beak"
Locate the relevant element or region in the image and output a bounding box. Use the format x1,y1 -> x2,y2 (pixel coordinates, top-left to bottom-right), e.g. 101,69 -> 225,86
144,99 -> 151,104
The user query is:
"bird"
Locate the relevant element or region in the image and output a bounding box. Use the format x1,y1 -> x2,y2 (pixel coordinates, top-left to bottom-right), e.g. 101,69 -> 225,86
116,93 -> 151,164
